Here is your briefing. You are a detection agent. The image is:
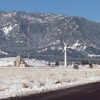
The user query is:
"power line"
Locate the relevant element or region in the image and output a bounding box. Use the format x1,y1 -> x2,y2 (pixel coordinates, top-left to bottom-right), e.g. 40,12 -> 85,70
27,19 -> 30,65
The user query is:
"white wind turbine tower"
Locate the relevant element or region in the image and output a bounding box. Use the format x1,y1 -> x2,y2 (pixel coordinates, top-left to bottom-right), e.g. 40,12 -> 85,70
63,41 -> 67,67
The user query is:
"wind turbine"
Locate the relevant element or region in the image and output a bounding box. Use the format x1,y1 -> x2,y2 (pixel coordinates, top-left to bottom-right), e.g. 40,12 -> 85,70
63,41 -> 67,67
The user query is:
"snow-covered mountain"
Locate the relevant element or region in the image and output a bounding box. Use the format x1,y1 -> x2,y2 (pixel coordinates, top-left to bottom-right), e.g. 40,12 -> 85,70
0,11 -> 100,62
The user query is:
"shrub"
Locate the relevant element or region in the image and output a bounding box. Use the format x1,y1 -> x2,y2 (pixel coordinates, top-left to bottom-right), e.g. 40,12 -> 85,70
54,80 -> 61,84
22,83 -> 28,88
89,63 -> 93,68
39,82 -> 45,87
73,64 -> 79,69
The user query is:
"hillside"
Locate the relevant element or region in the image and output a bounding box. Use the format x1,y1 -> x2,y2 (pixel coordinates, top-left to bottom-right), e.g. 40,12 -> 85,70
0,11 -> 100,62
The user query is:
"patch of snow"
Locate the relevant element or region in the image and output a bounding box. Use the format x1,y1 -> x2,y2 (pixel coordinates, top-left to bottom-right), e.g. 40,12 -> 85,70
38,48 -> 48,52
1,24 -> 17,35
15,41 -> 24,43
0,57 -> 16,66
3,12 -> 17,18
76,25 -> 79,28
68,40 -> 87,51
58,17 -> 65,19
73,40 -> 81,47
52,40 -> 60,45
2,26 -> 13,35
0,57 -> 47,67
0,50 -> 8,55
82,46 -> 87,50
50,46 -> 56,50
48,40 -> 60,46
88,53 -> 100,57
3,13 -> 12,17
57,46 -> 63,51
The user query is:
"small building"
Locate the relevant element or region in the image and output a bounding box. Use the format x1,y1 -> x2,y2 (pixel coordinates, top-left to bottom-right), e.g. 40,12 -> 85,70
12,55 -> 28,67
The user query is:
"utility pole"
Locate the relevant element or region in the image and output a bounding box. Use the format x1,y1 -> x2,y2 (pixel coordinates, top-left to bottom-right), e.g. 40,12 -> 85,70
27,19 -> 30,65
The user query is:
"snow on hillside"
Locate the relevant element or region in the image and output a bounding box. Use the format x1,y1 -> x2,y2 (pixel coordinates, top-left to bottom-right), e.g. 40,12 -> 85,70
2,26 -> 13,35
68,40 -> 87,51
1,24 -> 17,35
0,50 -> 8,55
88,53 -> 100,57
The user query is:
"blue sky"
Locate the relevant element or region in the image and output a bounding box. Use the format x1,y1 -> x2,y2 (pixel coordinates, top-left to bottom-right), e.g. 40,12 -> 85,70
0,0 -> 100,22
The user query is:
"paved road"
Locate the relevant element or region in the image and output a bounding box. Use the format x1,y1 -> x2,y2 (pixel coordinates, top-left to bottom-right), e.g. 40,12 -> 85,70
3,82 -> 100,100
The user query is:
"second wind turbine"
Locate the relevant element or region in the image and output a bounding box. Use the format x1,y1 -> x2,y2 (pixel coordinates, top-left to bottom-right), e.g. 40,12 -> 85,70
63,41 -> 67,67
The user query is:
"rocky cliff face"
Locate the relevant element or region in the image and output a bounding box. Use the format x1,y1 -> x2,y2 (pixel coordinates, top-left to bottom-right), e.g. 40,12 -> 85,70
0,11 -> 100,62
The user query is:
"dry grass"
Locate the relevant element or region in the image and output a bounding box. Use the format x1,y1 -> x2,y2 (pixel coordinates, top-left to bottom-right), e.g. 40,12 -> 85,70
54,80 -> 61,84
22,83 -> 28,88
39,82 -> 45,87
0,88 -> 8,91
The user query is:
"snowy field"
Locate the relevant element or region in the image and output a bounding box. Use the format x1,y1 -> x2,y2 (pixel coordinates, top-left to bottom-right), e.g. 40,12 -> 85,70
0,57 -> 47,67
0,58 -> 100,99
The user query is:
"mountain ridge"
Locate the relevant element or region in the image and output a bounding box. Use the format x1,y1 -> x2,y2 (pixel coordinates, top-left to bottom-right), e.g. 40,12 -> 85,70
0,11 -> 100,62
